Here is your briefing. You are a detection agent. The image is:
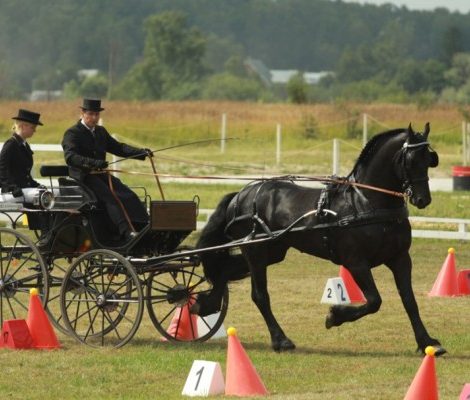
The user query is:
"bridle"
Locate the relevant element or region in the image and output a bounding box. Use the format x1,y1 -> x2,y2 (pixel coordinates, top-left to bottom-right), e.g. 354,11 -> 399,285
394,140 -> 431,199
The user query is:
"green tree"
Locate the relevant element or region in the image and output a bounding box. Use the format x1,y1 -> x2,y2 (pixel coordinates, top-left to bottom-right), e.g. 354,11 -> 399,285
114,11 -> 206,100
201,73 -> 268,101
444,53 -> 470,88
441,25 -> 463,66
287,72 -> 308,104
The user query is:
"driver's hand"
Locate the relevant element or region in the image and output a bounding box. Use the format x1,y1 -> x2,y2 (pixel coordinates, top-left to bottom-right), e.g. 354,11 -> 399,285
94,160 -> 109,169
143,148 -> 153,158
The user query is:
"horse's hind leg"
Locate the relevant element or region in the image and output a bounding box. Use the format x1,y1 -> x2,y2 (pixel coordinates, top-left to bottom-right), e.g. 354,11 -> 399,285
244,248 -> 295,352
325,266 -> 382,328
386,252 -> 445,355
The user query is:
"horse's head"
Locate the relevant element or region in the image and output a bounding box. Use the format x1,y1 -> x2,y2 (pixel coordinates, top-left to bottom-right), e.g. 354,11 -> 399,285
393,123 -> 439,209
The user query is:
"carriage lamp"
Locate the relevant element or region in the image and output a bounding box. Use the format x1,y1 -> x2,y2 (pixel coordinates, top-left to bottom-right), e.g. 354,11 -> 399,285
38,190 -> 55,210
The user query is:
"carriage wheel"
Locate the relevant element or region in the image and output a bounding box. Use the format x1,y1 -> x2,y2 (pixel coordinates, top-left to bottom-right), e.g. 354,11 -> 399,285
0,227 -> 48,326
45,255 -> 74,335
60,249 -> 143,348
146,264 -> 229,342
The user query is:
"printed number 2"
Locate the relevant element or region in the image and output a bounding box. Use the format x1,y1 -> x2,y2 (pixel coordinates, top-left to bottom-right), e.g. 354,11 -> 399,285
194,366 -> 204,391
327,285 -> 346,301
337,283 -> 346,301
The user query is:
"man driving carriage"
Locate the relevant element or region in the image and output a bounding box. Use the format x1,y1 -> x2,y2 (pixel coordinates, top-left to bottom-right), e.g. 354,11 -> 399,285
62,99 -> 152,242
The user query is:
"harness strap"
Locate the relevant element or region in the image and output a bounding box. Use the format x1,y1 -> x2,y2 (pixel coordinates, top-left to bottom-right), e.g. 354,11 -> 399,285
107,172 -> 136,233
313,207 -> 408,229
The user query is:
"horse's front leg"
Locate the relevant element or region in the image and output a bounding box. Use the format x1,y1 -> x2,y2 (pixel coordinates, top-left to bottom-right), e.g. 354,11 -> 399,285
325,265 -> 382,328
386,252 -> 446,356
244,250 -> 295,352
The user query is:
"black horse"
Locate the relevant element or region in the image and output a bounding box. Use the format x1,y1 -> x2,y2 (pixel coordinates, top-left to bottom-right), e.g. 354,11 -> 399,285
193,123 -> 445,355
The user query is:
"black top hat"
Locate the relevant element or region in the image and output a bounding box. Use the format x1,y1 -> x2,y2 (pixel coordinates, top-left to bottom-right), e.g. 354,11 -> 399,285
12,109 -> 43,126
80,98 -> 105,112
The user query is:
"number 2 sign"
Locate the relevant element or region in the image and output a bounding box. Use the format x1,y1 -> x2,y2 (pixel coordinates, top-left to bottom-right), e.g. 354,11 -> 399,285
321,277 -> 351,305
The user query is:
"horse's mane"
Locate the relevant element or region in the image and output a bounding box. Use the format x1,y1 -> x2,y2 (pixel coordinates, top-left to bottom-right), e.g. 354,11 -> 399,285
351,128 -> 405,174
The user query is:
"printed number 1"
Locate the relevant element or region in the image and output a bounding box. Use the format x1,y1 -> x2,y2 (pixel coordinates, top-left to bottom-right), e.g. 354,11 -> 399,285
194,366 -> 204,391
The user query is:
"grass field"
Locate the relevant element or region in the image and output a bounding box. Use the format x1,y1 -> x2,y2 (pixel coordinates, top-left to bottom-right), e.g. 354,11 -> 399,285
1,238 -> 470,399
0,101 -> 469,399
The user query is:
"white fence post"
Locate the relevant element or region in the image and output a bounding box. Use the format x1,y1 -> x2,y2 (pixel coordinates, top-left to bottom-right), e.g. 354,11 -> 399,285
220,113 -> 227,154
362,113 -> 368,147
332,138 -> 340,175
276,123 -> 281,166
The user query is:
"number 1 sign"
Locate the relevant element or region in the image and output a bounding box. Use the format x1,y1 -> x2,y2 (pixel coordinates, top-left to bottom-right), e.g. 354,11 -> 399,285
182,360 -> 225,397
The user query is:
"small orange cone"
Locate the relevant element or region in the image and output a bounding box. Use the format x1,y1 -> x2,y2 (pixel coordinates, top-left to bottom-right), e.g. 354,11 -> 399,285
459,383 -> 470,399
0,320 -> 34,349
339,266 -> 366,303
26,288 -> 61,349
429,248 -> 459,297
457,269 -> 470,295
164,300 -> 198,341
225,327 -> 268,397
404,346 -> 438,400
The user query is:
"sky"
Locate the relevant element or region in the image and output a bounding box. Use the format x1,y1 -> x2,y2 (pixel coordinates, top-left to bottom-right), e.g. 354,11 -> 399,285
341,0 -> 470,13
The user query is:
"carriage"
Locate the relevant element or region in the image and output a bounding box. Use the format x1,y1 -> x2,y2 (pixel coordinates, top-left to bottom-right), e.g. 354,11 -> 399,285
0,165 -> 228,348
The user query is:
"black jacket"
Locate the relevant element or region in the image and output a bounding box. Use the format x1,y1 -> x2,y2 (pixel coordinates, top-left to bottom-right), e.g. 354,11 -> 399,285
62,121 -> 145,181
0,133 -> 40,192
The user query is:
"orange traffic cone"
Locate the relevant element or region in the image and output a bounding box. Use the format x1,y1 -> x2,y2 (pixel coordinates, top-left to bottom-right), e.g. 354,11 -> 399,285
164,299 -> 198,341
339,266 -> 366,303
26,288 -> 60,349
457,269 -> 470,295
429,248 -> 459,297
459,383 -> 470,399
225,327 -> 268,397
404,346 -> 438,400
0,320 -> 34,349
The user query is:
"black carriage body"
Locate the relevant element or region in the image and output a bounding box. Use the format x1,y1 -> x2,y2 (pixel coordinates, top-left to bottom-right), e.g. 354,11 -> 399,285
32,166 -> 196,258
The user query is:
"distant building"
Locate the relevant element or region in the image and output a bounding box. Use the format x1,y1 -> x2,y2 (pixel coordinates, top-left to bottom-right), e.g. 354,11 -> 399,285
245,57 -> 332,86
244,57 -> 272,86
77,69 -> 100,79
29,90 -> 62,101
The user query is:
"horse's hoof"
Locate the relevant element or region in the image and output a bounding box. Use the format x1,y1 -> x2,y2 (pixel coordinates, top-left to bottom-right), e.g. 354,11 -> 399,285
325,312 -> 335,329
418,345 -> 447,357
272,338 -> 296,352
189,302 -> 200,315
429,345 -> 447,357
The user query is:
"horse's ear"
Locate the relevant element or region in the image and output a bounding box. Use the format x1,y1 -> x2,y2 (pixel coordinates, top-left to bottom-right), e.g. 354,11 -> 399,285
423,122 -> 430,140
406,123 -> 414,139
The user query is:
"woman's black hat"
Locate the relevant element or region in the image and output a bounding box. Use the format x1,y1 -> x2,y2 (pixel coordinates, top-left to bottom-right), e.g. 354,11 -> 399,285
12,109 -> 43,126
80,98 -> 105,112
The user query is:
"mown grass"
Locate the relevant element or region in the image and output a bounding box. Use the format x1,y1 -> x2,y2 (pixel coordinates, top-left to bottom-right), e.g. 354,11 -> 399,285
1,239 -> 470,399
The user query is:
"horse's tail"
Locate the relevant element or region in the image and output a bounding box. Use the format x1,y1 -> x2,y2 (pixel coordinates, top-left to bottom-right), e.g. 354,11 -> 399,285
197,192 -> 249,283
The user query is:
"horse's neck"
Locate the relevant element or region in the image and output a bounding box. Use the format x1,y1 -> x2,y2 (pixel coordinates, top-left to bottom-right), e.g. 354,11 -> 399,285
352,136 -> 405,208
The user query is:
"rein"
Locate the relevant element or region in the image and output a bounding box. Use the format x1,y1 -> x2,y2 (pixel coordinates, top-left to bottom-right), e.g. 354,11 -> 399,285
92,169 -> 408,199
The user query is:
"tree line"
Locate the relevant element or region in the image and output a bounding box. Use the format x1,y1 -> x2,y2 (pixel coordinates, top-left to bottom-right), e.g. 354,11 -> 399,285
1,0 -> 470,104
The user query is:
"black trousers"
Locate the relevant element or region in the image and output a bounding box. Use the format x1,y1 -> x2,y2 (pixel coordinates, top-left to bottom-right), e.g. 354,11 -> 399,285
84,174 -> 148,236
